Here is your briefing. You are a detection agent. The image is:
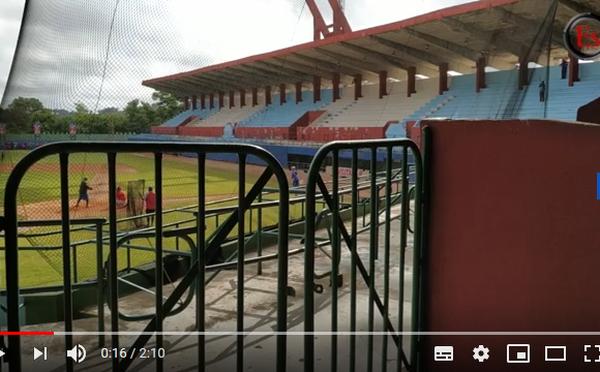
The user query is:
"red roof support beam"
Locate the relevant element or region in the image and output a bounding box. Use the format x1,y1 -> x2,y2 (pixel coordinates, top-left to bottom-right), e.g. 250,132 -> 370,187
439,63 -> 449,95
240,89 -> 246,107
354,74 -> 362,101
380,71 -> 389,99
209,93 -> 214,109
200,94 -> 206,109
313,76 -> 321,103
332,72 -> 341,102
305,0 -> 330,41
218,91 -> 224,109
306,0 -> 351,40
477,56 -> 487,92
295,82 -> 303,103
328,0 -> 352,34
568,53 -> 580,87
518,57 -> 528,90
229,90 -> 235,108
265,86 -> 272,106
280,84 -> 287,105
407,68 -> 416,98
252,88 -> 258,106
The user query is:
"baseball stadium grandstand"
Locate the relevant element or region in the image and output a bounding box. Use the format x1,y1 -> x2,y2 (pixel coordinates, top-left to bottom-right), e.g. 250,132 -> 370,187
1,0 -> 600,371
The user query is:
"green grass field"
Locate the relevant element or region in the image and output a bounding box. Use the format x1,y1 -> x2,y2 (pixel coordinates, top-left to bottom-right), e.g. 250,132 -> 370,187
0,150 -> 301,289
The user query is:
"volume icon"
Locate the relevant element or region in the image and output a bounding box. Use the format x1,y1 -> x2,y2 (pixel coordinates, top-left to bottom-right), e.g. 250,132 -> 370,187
66,344 -> 86,363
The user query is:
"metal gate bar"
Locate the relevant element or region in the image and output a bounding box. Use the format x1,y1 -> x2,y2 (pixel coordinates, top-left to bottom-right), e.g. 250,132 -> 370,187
304,139 -> 423,372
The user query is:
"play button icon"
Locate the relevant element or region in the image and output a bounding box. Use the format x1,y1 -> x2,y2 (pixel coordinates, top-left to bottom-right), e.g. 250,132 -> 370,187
33,347 -> 47,361
0,349 -> 5,358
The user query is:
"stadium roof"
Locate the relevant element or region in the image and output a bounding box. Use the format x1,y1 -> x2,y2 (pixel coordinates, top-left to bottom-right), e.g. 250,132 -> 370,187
143,0 -> 599,96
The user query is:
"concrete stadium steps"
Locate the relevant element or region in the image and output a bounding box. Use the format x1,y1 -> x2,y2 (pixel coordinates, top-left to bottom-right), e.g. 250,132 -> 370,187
189,106 -> 262,128
313,79 -> 439,128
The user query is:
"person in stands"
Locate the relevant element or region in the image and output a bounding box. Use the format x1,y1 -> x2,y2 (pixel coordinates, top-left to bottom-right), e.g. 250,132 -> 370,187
75,177 -> 92,208
538,80 -> 546,102
116,186 -> 127,208
291,166 -> 300,187
145,186 -> 156,225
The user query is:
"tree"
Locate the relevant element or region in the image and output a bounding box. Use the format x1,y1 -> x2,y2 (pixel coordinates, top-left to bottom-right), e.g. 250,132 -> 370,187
5,97 -> 45,132
151,91 -> 182,123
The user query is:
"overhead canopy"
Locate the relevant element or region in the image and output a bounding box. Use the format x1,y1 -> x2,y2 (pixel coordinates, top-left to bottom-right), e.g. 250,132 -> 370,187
143,0 -> 600,96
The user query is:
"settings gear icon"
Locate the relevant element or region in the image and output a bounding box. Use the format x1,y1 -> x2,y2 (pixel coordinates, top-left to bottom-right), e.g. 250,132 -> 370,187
472,345 -> 490,362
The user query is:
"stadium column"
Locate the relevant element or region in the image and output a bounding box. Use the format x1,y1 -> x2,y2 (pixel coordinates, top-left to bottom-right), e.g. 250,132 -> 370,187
313,76 -> 321,103
280,84 -> 287,105
240,89 -> 246,107
439,63 -> 449,95
295,82 -> 303,103
379,71 -> 388,98
265,86 -> 272,106
476,56 -> 487,92
209,93 -> 215,109
219,91 -> 224,109
184,96 -> 190,110
252,87 -> 258,106
518,56 -> 528,90
568,53 -> 580,87
229,90 -> 235,108
406,68 -> 415,98
333,73 -> 341,102
354,74 -> 362,100
200,94 -> 206,109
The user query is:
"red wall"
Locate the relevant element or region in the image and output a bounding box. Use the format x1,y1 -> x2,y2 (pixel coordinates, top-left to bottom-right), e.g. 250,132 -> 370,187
234,127 -> 293,140
151,126 -> 177,135
177,126 -> 223,137
297,126 -> 386,142
421,119 -> 600,371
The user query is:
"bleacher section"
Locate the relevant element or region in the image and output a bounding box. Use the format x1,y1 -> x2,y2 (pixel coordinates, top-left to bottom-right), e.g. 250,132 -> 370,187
235,90 -> 333,140
314,79 -> 439,127
155,62 -> 599,141
393,62 -> 600,136
515,63 -> 600,120
190,94 -> 263,127
240,90 -> 333,126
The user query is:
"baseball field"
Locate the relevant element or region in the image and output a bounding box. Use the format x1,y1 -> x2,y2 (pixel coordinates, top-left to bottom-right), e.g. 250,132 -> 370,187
0,149 -> 299,289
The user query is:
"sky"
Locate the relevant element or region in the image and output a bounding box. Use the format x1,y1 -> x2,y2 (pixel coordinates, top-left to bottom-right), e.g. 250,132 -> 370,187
0,0 -> 471,111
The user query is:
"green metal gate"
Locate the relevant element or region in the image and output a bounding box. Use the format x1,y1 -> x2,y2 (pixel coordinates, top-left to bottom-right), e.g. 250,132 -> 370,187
1,138 -> 424,372
1,141 -> 290,372
303,139 -> 425,372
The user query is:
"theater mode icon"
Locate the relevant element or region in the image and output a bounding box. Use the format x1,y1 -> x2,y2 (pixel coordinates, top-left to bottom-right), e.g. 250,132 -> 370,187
545,346 -> 567,362
434,346 -> 454,361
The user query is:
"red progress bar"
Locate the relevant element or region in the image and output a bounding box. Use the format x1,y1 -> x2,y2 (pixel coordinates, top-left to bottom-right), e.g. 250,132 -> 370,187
0,331 -> 54,336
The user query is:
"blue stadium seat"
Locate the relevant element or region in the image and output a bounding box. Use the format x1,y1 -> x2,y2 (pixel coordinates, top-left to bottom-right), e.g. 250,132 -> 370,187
161,107 -> 219,127
239,90 -> 333,128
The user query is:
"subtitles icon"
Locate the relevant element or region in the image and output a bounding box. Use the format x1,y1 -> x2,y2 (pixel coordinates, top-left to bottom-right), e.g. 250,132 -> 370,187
434,346 -> 454,361
506,344 -> 530,363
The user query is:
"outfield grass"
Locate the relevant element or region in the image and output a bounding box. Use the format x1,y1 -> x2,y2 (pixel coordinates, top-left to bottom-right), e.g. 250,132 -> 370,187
1,150 -> 302,289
